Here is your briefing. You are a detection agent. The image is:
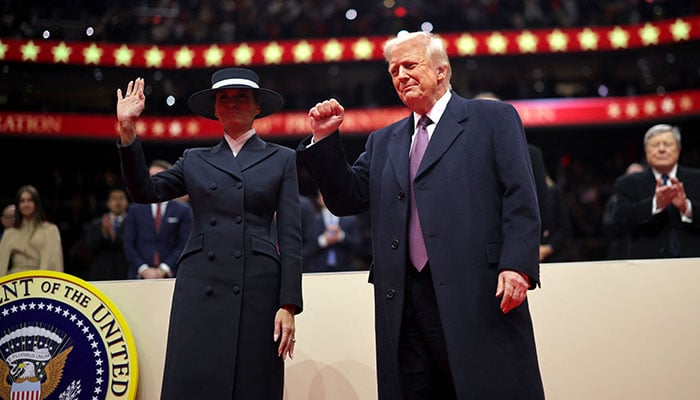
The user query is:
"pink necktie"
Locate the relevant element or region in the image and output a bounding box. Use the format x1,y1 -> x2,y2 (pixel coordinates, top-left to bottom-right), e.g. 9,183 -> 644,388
409,116 -> 431,271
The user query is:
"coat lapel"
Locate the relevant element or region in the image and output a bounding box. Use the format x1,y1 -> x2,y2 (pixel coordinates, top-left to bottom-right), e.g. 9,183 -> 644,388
416,94 -> 468,178
200,140 -> 243,180
388,118 -> 413,193
235,134 -> 278,172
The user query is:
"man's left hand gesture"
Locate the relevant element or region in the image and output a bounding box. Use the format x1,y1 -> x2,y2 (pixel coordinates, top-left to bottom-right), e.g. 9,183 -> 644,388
496,270 -> 530,314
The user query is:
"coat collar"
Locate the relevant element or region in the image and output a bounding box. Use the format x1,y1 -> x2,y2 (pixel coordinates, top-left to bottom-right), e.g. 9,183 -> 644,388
388,93 -> 469,189
201,134 -> 278,179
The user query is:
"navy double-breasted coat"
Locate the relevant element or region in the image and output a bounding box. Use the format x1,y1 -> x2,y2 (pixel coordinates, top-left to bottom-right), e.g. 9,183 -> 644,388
298,94 -> 545,399
119,134 -> 302,399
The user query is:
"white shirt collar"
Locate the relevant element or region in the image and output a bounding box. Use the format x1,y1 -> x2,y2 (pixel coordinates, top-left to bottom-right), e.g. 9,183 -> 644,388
412,91 -> 452,131
651,164 -> 678,184
224,128 -> 256,156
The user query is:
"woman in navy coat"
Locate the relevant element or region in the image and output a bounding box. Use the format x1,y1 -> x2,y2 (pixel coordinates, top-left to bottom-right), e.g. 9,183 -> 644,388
116,68 -> 302,399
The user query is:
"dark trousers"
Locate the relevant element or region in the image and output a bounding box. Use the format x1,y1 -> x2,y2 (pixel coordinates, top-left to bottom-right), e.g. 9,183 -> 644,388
399,263 -> 457,400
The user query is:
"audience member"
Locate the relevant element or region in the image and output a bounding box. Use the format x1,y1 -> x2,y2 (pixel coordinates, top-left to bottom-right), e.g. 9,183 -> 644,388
122,160 -> 192,279
540,176 -> 573,262
602,162 -> 644,259
300,191 -> 362,272
83,188 -> 130,280
613,124 -> 700,258
0,185 -> 63,275
1,204 -> 15,239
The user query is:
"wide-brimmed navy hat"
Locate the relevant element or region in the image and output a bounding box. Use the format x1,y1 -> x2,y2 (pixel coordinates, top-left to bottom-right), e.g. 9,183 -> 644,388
187,68 -> 284,120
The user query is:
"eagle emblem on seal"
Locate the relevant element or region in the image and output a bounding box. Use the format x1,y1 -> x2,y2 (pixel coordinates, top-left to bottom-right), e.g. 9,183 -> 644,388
0,326 -> 73,400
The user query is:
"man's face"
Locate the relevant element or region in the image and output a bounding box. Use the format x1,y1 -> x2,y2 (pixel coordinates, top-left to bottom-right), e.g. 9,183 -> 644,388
645,131 -> 680,174
1,205 -> 15,228
387,39 -> 446,114
107,191 -> 128,216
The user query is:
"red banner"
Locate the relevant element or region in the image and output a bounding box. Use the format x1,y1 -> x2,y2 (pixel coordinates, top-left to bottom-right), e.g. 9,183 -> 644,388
1,89 -> 698,140
0,16 -> 697,68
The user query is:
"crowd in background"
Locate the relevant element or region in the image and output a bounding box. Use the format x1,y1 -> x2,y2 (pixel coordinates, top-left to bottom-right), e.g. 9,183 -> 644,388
2,0 -> 697,43
1,1 -> 700,278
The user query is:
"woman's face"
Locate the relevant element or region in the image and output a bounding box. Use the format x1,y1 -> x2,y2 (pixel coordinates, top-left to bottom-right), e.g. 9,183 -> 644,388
18,191 -> 36,219
214,88 -> 261,137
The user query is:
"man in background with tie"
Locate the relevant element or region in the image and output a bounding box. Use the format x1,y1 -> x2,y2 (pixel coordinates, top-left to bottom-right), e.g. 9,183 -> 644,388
123,159 -> 193,279
298,31 -> 544,400
83,188 -> 130,280
614,124 -> 700,258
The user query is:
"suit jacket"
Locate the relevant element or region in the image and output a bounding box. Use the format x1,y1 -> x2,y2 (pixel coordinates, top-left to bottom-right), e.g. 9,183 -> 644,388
300,197 -> 362,272
83,215 -> 129,280
298,93 -> 544,399
614,166 -> 700,258
118,135 -> 302,399
122,200 -> 192,278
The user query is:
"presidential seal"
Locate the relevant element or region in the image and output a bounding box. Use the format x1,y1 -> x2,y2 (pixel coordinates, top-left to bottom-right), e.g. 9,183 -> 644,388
0,271 -> 137,400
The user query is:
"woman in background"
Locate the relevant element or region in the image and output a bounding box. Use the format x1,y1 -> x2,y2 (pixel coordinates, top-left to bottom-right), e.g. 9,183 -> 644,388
0,185 -> 63,275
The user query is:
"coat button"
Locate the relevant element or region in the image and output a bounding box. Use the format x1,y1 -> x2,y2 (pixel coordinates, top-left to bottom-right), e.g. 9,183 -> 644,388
210,217 -> 217,226
234,250 -> 242,258
391,239 -> 399,249
234,216 -> 242,224
237,182 -> 243,189
386,289 -> 396,299
397,191 -> 405,200
207,251 -> 215,260
205,286 -> 213,295
209,182 -> 217,190
233,286 -> 241,294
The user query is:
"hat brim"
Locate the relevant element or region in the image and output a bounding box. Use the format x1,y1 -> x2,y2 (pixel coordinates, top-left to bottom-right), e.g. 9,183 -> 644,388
187,87 -> 284,120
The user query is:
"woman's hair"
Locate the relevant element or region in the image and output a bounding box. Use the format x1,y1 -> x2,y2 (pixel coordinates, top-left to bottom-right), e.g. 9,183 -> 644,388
15,185 -> 46,227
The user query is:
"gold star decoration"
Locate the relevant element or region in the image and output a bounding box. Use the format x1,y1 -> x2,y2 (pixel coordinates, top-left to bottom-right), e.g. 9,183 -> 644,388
639,23 -> 660,46
608,26 -> 630,49
21,40 -> 40,61
135,120 -> 147,135
352,38 -> 374,60
169,120 -> 183,137
323,39 -> 344,61
52,41 -> 72,63
234,43 -> 253,65
175,46 -> 194,68
578,28 -> 599,51
293,41 -> 313,63
145,46 -> 164,68
152,121 -> 166,137
679,95 -> 692,111
547,29 -> 568,52
186,121 -> 200,136
517,31 -> 538,53
204,45 -> 224,67
456,34 -> 477,55
263,42 -> 283,64
83,43 -> 103,65
670,18 -> 690,41
607,103 -> 622,119
114,44 -> 134,66
643,100 -> 657,115
486,32 -> 507,54
661,97 -> 675,113
0,40 -> 7,59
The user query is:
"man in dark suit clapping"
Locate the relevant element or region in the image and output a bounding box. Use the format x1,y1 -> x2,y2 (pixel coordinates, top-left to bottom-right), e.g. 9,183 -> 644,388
614,124 -> 700,258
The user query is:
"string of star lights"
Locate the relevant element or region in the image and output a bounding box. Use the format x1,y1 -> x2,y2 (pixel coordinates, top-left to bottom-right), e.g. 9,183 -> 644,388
0,16 -> 697,68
